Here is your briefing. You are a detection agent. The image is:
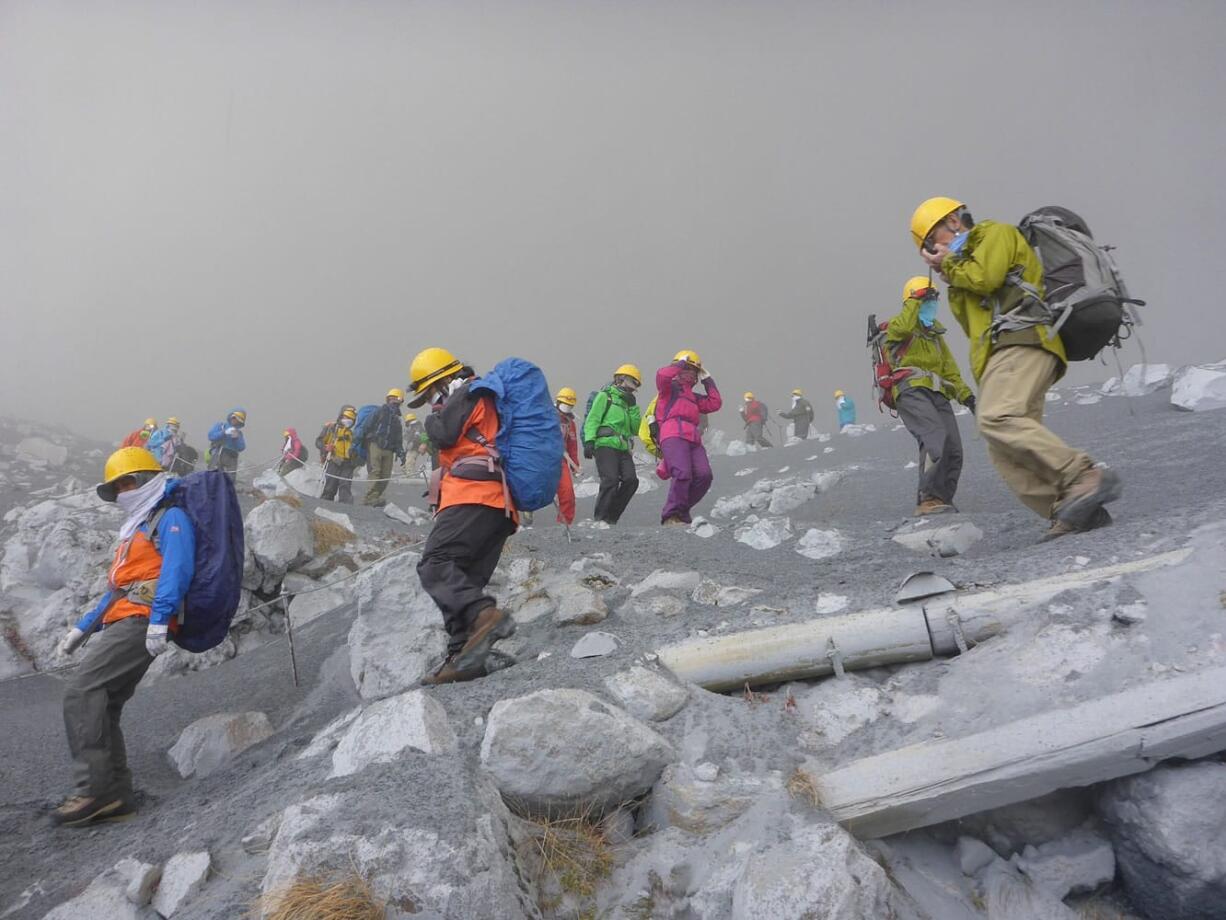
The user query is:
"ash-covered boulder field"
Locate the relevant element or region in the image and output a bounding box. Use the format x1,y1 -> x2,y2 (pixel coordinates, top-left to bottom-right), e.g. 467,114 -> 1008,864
5,365 -> 1226,919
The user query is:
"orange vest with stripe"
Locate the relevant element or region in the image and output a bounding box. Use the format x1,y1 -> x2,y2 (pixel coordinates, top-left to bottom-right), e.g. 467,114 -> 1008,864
437,396 -> 516,520
103,529 -> 168,626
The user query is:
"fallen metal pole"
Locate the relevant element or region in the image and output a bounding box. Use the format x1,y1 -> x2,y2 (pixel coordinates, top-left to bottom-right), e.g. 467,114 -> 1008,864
281,589 -> 300,688
657,549 -> 1190,691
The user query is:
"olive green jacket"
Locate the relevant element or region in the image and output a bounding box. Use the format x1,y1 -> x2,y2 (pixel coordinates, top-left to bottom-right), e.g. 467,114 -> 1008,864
885,300 -> 973,404
941,220 -> 1067,381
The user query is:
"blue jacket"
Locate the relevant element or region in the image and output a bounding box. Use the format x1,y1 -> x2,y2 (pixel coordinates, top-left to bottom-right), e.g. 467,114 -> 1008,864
208,420 -> 246,454
75,482 -> 196,632
836,396 -> 857,427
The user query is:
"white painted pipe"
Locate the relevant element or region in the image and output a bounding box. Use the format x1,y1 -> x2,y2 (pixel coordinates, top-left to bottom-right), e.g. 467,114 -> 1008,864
658,549 -> 1190,691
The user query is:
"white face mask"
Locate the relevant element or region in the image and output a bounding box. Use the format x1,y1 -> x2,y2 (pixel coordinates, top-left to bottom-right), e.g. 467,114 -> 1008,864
558,403 -> 573,415
115,473 -> 168,542
340,418 -> 354,429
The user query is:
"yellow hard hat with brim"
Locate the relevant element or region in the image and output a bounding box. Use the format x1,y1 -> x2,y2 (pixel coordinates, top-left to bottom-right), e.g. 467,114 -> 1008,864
556,387 -> 578,406
614,364 -> 642,385
910,197 -> 964,249
387,387 -> 405,401
903,275 -> 938,302
97,447 -> 162,502
408,347 -> 464,407
673,349 -> 702,369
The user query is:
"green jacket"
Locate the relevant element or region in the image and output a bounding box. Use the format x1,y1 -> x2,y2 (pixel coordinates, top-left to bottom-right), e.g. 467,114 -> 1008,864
941,220 -> 1066,382
583,385 -> 642,452
886,299 -> 973,404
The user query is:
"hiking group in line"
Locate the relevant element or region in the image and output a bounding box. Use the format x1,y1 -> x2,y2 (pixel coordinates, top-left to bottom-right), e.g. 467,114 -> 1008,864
57,193 -> 1129,828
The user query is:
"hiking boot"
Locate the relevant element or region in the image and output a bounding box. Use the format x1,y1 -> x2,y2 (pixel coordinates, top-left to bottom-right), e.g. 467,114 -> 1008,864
51,795 -> 123,828
661,517 -> 687,527
915,498 -> 956,516
1040,519 -> 1078,542
421,654 -> 484,686
453,607 -> 515,673
1054,464 -> 1122,530
96,799 -> 138,823
1041,504 -> 1114,542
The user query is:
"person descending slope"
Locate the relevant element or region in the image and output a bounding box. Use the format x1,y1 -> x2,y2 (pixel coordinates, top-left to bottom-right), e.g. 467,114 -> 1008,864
583,365 -> 643,527
912,196 -> 1121,539
834,390 -> 856,431
409,347 -> 518,685
52,448 -> 196,827
363,389 -> 407,507
146,417 -> 183,471
404,412 -> 437,472
317,406 -> 359,503
656,350 -> 723,525
207,409 -> 247,478
778,389 -> 815,439
886,276 -> 977,515
120,419 -> 157,449
741,393 -> 772,448
555,387 -> 581,527
278,428 -> 307,475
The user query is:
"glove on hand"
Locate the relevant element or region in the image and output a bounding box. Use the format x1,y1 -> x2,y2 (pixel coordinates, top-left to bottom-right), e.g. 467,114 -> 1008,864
145,623 -> 169,658
699,370 -> 711,382
964,395 -> 977,416
57,627 -> 86,657
225,427 -> 239,438
583,442 -> 595,460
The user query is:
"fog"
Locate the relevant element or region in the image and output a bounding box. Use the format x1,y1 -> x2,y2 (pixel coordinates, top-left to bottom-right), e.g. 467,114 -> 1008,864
3,0 -> 1223,451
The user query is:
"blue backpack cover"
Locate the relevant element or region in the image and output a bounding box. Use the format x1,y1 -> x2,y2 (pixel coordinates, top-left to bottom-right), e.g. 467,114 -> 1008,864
157,470 -> 245,653
470,358 -> 564,512
351,404 -> 379,462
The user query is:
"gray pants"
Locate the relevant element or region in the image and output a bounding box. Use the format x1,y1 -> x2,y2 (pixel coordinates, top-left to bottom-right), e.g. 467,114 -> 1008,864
897,387 -> 964,505
321,458 -> 357,503
62,617 -> 153,801
745,422 -> 773,448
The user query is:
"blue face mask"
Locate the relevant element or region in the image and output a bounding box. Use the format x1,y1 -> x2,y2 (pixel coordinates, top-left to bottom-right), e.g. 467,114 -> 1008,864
918,299 -> 939,327
946,231 -> 969,255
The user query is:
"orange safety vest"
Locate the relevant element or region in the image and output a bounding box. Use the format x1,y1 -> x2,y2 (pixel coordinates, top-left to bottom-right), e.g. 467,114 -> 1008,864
102,528 -> 169,627
437,396 -> 517,521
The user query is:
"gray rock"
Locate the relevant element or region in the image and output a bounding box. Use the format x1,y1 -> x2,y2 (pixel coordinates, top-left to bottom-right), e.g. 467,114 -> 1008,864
509,592 -> 556,625
603,666 -> 689,721
41,871 -> 154,919
1171,361 -> 1226,411
734,515 -> 793,550
571,631 -> 619,659
1098,761 -> 1226,920
1120,362 -> 1173,396
892,519 -> 984,557
151,851 -> 211,918
480,688 -> 675,814
956,835 -> 997,876
167,712 -> 274,779
954,788 -> 1093,856
631,594 -> 689,618
768,481 -> 818,515
244,500 -> 313,581
552,582 -> 608,626
631,569 -> 702,597
241,813 -> 283,855
312,506 -> 354,533
644,762 -> 781,835
113,857 -> 161,907
329,690 -> 457,778
1016,827 -> 1115,900
982,858 -> 1079,920
691,580 -> 761,607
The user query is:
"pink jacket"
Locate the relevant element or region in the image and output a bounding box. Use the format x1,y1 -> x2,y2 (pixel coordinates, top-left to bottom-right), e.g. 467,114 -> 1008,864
656,363 -> 722,444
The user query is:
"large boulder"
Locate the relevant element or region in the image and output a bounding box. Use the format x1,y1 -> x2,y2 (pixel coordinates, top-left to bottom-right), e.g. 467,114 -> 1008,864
168,712 -> 275,778
1171,361 -> 1226,412
347,553 -> 446,700
329,690 -> 457,778
16,436 -> 68,467
1097,760 -> 1226,920
1119,362 -> 1173,396
151,851 -> 211,918
603,666 -> 689,722
734,515 -> 793,550
244,500 -> 313,583
480,688 -> 675,814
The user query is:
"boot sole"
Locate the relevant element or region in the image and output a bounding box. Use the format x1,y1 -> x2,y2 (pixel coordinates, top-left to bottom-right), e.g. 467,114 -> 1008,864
454,612 -> 516,673
55,799 -> 123,828
1056,470 -> 1123,530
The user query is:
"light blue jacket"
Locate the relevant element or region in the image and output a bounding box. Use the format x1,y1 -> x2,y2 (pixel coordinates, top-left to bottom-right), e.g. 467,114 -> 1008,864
836,396 -> 857,428
208,410 -> 246,454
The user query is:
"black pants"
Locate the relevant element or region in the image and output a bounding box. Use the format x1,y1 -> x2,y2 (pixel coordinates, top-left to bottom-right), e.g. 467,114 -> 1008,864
746,422 -> 773,447
593,447 -> 638,524
321,458 -> 357,503
897,386 -> 964,504
417,504 -> 516,654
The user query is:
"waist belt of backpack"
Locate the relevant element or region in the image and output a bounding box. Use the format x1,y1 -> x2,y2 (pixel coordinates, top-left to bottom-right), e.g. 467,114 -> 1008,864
898,367 -> 949,393
986,268 -> 1053,345
434,431 -> 513,519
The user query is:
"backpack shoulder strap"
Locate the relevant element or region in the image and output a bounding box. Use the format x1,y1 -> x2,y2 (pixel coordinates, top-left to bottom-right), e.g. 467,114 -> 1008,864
148,505 -> 172,552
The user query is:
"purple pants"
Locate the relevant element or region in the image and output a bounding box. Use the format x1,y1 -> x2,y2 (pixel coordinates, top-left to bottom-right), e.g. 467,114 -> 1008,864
660,437 -> 713,523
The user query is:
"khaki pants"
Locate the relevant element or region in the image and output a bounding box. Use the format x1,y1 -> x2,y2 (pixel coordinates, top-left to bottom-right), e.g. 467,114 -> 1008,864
977,346 -> 1093,518
364,444 -> 395,505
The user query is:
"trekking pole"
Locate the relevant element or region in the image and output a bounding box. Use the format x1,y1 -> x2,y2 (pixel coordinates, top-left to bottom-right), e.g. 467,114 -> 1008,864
280,587 -> 300,688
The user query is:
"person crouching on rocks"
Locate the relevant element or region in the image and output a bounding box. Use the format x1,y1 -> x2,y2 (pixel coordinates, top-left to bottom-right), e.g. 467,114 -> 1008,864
656,349 -> 722,526
52,447 -> 195,827
410,347 -> 517,686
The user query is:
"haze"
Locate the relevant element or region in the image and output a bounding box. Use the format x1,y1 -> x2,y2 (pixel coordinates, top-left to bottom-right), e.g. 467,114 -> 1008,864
3,0 -> 1223,450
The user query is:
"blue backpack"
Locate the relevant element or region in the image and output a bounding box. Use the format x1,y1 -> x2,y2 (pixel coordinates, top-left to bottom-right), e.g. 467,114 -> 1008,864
351,404 -> 379,462
470,358 -> 564,512
152,470 -> 245,653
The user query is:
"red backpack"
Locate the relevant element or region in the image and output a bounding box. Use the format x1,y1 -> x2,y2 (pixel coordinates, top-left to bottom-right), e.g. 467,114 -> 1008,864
867,314 -> 916,413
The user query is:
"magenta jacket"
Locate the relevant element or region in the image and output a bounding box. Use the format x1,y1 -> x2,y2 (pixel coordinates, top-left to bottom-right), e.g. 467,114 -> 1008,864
656,363 -> 722,444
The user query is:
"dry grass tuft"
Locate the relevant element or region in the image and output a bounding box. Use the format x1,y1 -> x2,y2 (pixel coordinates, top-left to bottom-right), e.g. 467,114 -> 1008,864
257,874 -> 387,920
275,494 -> 304,509
743,683 -> 770,705
524,804 -> 615,899
786,767 -> 822,808
311,518 -> 356,555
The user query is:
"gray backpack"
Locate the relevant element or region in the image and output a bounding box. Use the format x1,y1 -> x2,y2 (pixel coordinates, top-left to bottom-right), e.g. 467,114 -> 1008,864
1016,206 -> 1145,361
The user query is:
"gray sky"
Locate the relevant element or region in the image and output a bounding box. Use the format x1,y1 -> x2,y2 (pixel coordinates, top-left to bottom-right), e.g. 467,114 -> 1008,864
3,0 -> 1224,449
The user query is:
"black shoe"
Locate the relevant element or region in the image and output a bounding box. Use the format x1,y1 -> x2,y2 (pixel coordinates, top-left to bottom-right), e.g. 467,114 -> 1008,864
51,795 -> 124,828
1055,465 -> 1122,530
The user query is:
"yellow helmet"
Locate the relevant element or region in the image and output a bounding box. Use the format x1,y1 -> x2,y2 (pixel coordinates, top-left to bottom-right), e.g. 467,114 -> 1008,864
408,347 -> 463,405
792,389 -> 803,396
143,418 -> 157,428
387,387 -> 405,401
282,429 -> 290,438
614,364 -> 642,385
834,389 -> 845,398
673,349 -> 702,368
167,416 -> 181,427
229,410 -> 247,425
340,407 -> 357,421
903,275 -> 937,302
403,412 -> 417,424
910,196 -> 964,249
744,392 -> 754,401
556,386 -> 578,406
97,447 -> 163,502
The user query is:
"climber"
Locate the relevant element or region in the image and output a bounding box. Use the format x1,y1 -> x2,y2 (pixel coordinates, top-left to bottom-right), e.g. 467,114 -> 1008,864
912,195 -> 1121,538
119,419 -> 157,449
741,393 -> 772,448
146,418 -> 183,471
583,365 -> 643,527
51,447 -> 195,827
317,406 -> 359,504
409,347 -> 517,685
778,389 -> 815,440
887,277 -> 977,515
835,390 -> 856,431
206,409 -> 247,478
277,428 -> 307,476
656,350 -> 723,525
555,387 -> 581,527
363,388 -> 407,507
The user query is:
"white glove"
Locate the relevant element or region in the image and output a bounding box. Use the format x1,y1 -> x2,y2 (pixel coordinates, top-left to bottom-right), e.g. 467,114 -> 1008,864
225,426 -> 239,437
57,627 -> 86,657
699,370 -> 711,382
145,623 -> 169,657
447,378 -> 465,395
